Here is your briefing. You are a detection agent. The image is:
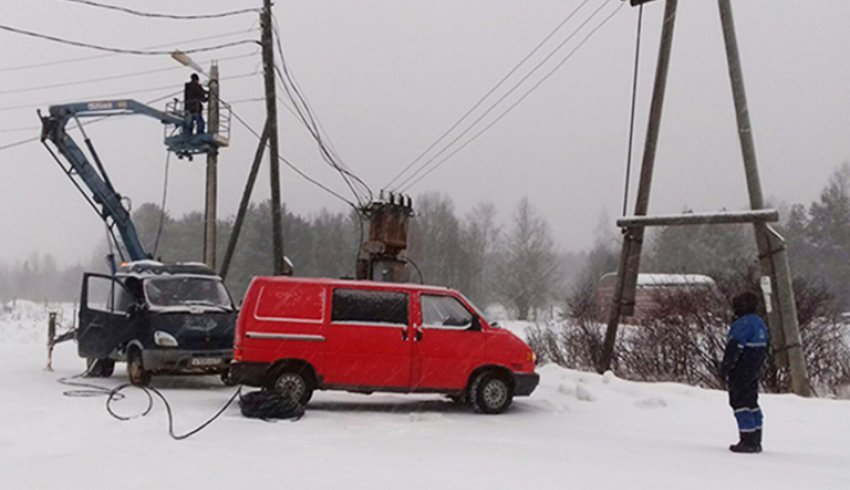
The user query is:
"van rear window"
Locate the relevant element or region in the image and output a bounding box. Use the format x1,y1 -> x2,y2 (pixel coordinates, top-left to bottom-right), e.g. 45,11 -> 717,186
255,283 -> 325,322
331,289 -> 408,325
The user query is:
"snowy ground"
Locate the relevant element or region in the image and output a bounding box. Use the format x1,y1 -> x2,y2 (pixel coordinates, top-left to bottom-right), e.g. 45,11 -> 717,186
1,302 -> 849,489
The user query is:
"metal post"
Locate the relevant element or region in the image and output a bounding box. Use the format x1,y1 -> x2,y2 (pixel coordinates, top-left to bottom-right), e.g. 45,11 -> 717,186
204,63 -> 220,268
717,0 -> 810,395
261,0 -> 285,275
47,311 -> 56,371
599,0 -> 679,373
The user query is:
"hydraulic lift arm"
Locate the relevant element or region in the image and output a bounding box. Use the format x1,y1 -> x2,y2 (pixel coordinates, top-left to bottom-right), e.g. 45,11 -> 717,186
38,99 -> 208,262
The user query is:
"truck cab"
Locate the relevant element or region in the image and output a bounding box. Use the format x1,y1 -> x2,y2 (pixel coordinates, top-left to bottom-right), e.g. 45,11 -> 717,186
78,261 -> 236,385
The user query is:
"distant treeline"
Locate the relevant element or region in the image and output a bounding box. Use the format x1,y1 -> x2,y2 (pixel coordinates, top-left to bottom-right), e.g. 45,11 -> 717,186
3,163 -> 849,316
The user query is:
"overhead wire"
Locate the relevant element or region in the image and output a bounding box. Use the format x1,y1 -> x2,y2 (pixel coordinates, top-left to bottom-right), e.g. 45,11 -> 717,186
273,65 -> 369,207
227,106 -> 358,209
270,16 -> 370,204
0,23 -> 258,56
270,15 -> 373,206
383,0 -> 594,190
622,4 -> 644,217
62,0 -> 260,20
0,28 -> 258,73
392,0 -> 616,192
0,71 -> 261,112
397,0 -> 625,193
0,50 -> 258,96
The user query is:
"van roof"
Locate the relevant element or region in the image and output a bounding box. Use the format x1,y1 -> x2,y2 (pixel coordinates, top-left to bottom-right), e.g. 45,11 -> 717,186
250,276 -> 454,294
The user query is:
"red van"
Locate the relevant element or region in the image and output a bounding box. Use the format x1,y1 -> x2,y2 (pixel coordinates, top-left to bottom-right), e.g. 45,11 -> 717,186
230,277 -> 539,413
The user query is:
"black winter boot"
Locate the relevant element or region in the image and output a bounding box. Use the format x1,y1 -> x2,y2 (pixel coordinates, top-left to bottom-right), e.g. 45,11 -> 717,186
753,429 -> 763,452
729,431 -> 761,453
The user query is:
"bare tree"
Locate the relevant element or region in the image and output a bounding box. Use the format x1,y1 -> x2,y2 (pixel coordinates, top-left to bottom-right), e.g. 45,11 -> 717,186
494,197 -> 559,320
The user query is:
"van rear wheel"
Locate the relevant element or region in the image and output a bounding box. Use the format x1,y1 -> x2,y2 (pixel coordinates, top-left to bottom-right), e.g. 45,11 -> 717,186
470,371 -> 513,414
268,366 -> 313,406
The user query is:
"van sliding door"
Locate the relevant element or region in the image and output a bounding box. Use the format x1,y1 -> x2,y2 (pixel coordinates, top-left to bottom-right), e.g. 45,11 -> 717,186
324,288 -> 412,390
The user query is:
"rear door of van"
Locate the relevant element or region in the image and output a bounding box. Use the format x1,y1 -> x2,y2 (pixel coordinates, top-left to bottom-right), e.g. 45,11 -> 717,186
323,287 -> 413,390
411,292 -> 485,391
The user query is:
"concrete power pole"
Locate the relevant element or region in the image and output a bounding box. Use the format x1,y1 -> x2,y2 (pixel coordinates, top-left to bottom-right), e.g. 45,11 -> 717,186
261,0 -> 286,275
203,62 -> 220,268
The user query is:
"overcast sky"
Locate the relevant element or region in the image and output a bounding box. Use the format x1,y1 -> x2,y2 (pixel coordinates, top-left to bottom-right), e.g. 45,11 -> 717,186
1,0 -> 849,267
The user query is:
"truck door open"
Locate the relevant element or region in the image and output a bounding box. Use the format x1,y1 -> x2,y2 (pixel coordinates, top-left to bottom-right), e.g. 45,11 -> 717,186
77,273 -> 138,359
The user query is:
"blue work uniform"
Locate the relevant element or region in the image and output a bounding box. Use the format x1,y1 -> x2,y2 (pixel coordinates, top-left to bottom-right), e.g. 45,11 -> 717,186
721,313 -> 768,433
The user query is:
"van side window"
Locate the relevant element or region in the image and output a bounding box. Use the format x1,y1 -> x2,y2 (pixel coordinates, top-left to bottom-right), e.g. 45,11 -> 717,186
331,289 -> 408,325
421,295 -> 473,329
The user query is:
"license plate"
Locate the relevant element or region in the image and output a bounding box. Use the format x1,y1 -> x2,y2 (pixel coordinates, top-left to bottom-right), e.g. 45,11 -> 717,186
190,357 -> 222,367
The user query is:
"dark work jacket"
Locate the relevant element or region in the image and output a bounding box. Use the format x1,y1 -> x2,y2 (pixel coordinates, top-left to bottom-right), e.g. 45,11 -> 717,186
184,81 -> 208,114
721,313 -> 768,385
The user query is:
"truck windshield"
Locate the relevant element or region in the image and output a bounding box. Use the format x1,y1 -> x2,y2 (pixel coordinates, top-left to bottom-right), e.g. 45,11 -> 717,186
143,276 -> 232,310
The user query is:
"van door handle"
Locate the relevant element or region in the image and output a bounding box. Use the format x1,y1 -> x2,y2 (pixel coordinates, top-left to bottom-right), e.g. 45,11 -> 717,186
401,329 -> 408,341
414,328 -> 423,342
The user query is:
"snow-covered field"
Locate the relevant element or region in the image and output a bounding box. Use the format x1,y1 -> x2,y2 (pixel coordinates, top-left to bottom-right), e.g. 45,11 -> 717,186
1,302 -> 849,489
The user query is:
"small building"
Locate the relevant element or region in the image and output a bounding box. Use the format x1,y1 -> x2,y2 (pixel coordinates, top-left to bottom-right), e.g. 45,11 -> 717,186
595,273 -> 717,323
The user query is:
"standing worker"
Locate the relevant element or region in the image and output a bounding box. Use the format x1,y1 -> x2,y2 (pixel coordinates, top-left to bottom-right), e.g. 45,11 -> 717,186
184,73 -> 208,135
720,291 -> 769,453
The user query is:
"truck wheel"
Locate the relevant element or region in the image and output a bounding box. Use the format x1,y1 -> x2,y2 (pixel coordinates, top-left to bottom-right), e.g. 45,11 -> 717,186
470,371 -> 513,414
86,358 -> 115,377
127,349 -> 151,386
268,366 -> 313,406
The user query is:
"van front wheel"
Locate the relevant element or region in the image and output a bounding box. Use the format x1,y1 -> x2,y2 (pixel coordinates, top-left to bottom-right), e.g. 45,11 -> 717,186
268,366 -> 313,406
470,371 -> 513,414
127,349 -> 151,386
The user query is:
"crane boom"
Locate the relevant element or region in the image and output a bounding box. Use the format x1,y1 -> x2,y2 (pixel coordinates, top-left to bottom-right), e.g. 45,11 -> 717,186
38,99 -> 226,263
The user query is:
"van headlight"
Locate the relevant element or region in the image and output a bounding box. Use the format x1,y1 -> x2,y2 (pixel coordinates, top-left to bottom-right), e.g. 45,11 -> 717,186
154,330 -> 179,347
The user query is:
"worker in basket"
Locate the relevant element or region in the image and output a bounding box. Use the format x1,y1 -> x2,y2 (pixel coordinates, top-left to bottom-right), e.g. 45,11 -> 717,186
184,73 -> 208,135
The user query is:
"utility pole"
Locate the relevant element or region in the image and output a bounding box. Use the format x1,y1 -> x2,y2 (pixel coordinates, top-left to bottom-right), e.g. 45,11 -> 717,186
717,0 -> 809,396
203,62 -> 220,268
600,0 -> 810,397
261,0 -> 285,275
599,0 -> 679,372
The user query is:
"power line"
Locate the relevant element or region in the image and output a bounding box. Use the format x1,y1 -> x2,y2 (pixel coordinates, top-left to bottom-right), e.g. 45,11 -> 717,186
0,23 -> 257,56
63,0 -> 260,20
383,0 -> 594,190
398,0 -> 625,193
393,0 -> 615,192
391,0 -> 622,192
0,71 -> 261,112
228,107 -> 358,209
0,51 -> 257,96
270,15 -> 373,205
0,28 -> 257,72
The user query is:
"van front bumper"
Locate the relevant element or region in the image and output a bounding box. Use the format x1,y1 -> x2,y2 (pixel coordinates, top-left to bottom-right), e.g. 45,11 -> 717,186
229,361 -> 271,387
513,372 -> 540,396
142,349 -> 232,374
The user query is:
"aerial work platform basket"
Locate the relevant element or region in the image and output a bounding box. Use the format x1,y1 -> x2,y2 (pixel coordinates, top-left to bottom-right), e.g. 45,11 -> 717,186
163,99 -> 231,158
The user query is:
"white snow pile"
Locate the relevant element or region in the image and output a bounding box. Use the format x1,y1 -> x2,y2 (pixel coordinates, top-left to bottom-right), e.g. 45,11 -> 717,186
1,303 -> 849,489
0,300 -> 75,344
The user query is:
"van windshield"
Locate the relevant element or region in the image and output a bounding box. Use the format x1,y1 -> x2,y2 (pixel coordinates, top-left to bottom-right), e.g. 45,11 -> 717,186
144,276 -> 233,311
